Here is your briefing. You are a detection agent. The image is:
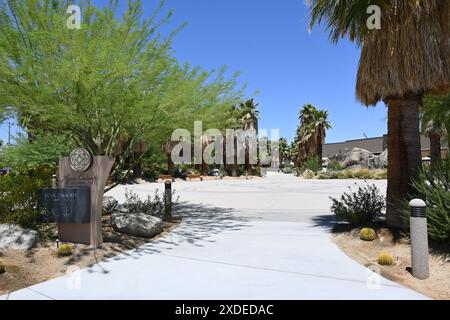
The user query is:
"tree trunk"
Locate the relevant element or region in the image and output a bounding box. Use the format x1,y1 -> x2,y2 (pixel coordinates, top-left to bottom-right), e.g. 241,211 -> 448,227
201,160 -> 208,176
245,147 -> 251,175
232,136 -> 238,177
429,132 -> 441,172
222,135 -> 227,176
385,93 -> 422,229
316,135 -> 323,166
167,154 -> 175,177
201,142 -> 208,176
132,142 -> 144,178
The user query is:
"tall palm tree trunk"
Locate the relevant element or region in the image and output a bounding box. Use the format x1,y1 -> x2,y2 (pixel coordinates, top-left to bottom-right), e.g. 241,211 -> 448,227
244,146 -> 250,174
222,135 -> 227,176
132,141 -> 144,178
316,135 -> 323,166
386,93 -> 422,228
232,136 -> 238,177
429,132 -> 441,172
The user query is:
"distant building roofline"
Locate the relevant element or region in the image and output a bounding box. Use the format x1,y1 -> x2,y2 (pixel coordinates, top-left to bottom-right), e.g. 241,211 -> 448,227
325,135 -> 386,145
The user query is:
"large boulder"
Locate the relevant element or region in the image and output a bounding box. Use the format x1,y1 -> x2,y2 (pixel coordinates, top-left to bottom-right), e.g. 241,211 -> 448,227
342,148 -> 375,168
0,224 -> 39,251
379,149 -> 388,168
111,213 -> 164,238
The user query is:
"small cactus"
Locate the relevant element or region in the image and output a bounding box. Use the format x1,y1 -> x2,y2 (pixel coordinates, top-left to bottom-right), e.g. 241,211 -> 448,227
359,228 -> 377,241
57,244 -> 73,257
378,251 -> 394,266
0,259 -> 5,274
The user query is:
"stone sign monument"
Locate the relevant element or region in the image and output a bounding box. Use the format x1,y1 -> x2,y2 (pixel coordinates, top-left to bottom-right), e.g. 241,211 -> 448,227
56,148 -> 114,247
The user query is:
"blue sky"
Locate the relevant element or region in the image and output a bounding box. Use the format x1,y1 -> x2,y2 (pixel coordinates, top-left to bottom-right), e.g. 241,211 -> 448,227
0,0 -> 387,145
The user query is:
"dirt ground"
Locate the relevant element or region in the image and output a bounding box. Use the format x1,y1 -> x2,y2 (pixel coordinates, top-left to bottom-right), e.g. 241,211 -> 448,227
333,228 -> 450,300
0,218 -> 180,296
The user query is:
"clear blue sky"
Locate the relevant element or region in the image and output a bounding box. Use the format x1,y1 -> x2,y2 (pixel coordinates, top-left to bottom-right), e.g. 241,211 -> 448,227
0,0 -> 387,145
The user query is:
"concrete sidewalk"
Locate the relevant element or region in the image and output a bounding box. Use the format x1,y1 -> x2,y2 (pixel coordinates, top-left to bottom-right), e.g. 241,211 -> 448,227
1,174 -> 428,300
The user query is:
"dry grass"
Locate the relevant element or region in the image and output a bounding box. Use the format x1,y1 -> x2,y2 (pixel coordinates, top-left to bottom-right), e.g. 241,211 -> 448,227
333,227 -> 450,300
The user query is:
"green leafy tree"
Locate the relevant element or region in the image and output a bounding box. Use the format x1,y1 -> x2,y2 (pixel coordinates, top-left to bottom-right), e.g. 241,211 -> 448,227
0,133 -> 75,169
0,0 -> 242,182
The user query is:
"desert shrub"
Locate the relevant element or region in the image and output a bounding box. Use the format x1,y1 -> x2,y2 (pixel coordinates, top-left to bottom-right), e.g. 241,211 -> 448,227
299,157 -> 322,173
0,166 -> 53,228
359,228 -> 377,241
102,196 -> 119,215
316,172 -> 327,179
282,166 -> 294,174
330,183 -> 385,226
142,165 -> 161,181
337,169 -> 386,180
302,169 -> 315,179
57,244 -> 73,257
328,159 -> 343,171
123,189 -> 179,217
0,259 -> 5,274
373,170 -> 388,180
353,169 -> 372,179
401,158 -> 450,243
377,252 -> 394,266
337,170 -> 352,179
316,171 -> 340,179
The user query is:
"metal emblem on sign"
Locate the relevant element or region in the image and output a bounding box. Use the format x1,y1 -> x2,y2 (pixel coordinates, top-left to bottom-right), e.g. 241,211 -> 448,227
69,148 -> 92,172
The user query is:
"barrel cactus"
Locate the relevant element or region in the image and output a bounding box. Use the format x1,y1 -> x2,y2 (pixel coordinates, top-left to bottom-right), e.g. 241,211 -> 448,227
378,251 -> 394,266
359,228 -> 377,241
57,244 -> 73,257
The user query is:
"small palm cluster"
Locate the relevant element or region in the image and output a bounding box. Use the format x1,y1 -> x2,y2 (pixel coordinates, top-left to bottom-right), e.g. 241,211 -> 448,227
295,104 -> 331,166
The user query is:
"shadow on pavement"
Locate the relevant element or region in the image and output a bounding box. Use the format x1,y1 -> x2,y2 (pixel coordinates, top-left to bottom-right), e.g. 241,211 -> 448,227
309,214 -> 340,232
106,202 -> 251,260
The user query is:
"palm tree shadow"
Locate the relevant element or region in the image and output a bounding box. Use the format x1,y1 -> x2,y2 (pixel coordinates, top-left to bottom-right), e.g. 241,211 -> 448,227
309,214 -> 350,233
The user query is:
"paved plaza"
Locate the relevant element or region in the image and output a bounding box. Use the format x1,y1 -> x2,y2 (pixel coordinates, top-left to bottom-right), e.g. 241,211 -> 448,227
2,173 -> 427,300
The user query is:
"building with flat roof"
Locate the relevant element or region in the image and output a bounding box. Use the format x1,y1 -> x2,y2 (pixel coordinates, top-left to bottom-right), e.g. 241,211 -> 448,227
323,135 -> 448,159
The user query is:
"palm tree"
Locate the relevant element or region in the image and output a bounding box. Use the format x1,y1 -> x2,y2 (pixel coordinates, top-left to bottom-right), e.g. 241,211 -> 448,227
201,134 -> 209,176
240,99 -> 260,174
311,110 -> 332,164
309,1 -> 449,228
297,104 -> 331,165
279,137 -> 289,167
288,136 -> 299,166
224,104 -> 243,177
422,94 -> 450,170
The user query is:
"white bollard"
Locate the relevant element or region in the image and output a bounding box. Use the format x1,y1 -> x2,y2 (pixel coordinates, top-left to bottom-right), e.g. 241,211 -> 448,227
409,199 -> 430,280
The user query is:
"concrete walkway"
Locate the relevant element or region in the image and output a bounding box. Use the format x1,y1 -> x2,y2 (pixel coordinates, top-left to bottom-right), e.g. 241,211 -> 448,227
2,173 -> 427,300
